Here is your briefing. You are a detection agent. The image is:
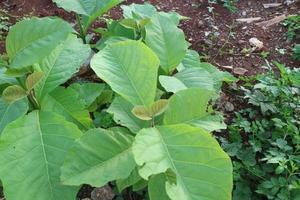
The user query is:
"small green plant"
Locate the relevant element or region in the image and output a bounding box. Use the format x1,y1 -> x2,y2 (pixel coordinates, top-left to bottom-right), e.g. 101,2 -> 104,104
221,62 -> 300,200
282,14 -> 300,41
208,0 -> 238,12
0,3 -> 235,200
0,10 -> 11,41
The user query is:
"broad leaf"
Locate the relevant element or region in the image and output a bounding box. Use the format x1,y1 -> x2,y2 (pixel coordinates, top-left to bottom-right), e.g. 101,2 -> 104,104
0,111 -> 82,200
25,71 -> 44,91
69,82 -> 105,108
116,168 -> 142,192
41,86 -> 93,130
2,85 -> 27,103
132,99 -> 169,121
61,128 -> 136,187
121,3 -> 157,19
91,40 -> 159,107
159,68 -> 214,93
133,124 -> 233,200
35,35 -> 90,100
0,68 -> 17,85
164,88 -> 226,132
149,174 -> 170,200
107,96 -> 148,133
6,17 -> 73,68
0,98 -> 28,134
145,13 -> 187,73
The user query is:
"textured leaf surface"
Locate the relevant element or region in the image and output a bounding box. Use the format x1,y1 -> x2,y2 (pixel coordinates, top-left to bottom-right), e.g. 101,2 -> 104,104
61,128 -> 136,187
133,124 -> 233,200
91,40 -> 159,107
25,71 -> 44,91
164,88 -> 226,131
0,111 -> 82,200
69,82 -> 105,108
0,98 -> 28,134
121,3 -> 157,19
159,68 -> 214,93
145,13 -> 187,73
6,17 -> 73,68
41,86 -> 93,130
2,85 -> 27,103
53,0 -> 122,17
0,68 -> 17,85
107,96 -> 148,133
35,35 -> 90,100
116,168 -> 142,192
149,174 -> 170,200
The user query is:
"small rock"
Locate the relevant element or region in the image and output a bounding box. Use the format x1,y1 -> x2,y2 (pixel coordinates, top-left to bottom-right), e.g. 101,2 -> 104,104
82,198 -> 91,200
263,3 -> 282,8
249,37 -> 264,50
91,185 -> 115,200
233,67 -> 248,75
225,102 -> 235,112
198,20 -> 204,28
236,17 -> 262,23
238,39 -> 246,45
242,11 -> 247,16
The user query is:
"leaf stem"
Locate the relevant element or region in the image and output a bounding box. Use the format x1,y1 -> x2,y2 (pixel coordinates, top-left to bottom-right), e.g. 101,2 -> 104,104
76,14 -> 87,44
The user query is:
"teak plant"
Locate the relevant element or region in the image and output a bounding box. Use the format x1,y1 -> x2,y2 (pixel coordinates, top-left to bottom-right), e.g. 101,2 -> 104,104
0,2 -> 234,200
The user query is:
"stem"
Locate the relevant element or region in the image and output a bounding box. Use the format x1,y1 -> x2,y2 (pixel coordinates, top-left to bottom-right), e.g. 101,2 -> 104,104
76,14 -> 87,44
28,90 -> 40,110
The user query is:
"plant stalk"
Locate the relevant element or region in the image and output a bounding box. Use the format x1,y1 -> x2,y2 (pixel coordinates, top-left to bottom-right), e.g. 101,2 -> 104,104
76,14 -> 87,44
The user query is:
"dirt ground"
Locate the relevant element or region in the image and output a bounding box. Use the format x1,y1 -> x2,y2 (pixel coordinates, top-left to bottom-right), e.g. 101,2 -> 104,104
1,0 -> 299,76
0,0 -> 299,199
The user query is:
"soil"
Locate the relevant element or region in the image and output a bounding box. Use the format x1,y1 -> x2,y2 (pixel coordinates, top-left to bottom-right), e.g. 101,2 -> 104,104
0,0 -> 299,199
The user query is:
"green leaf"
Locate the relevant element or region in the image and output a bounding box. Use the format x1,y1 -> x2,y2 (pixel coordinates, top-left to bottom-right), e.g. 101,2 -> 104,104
133,124 -> 233,200
25,71 -> 44,91
159,68 -> 214,93
177,50 -> 202,71
121,3 -> 157,19
116,168 -> 142,192
107,96 -> 148,133
2,85 -> 27,103
164,88 -> 226,132
34,34 -> 90,100
149,174 -> 170,200
6,17 -> 74,68
132,99 -> 169,121
91,40 -> 159,107
0,68 -> 17,85
41,86 -> 93,130
53,0 -> 123,33
0,98 -> 28,134
53,0 -> 123,17
145,13 -> 187,73
61,128 -> 136,187
69,82 -> 105,108
0,111 -> 82,200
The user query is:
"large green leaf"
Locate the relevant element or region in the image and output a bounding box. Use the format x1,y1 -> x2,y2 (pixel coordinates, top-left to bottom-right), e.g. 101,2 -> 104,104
107,96 -> 148,133
177,50 -> 236,91
61,128 -> 136,187
145,13 -> 187,73
149,174 -> 170,200
35,35 -> 90,100
53,0 -> 123,33
0,68 -> 17,85
164,88 -> 226,132
159,68 -> 214,93
91,40 -> 159,107
41,86 -> 93,130
0,111 -> 82,200
6,17 -> 73,68
121,3 -> 157,19
0,98 -> 28,134
133,124 -> 233,200
69,82 -> 105,108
